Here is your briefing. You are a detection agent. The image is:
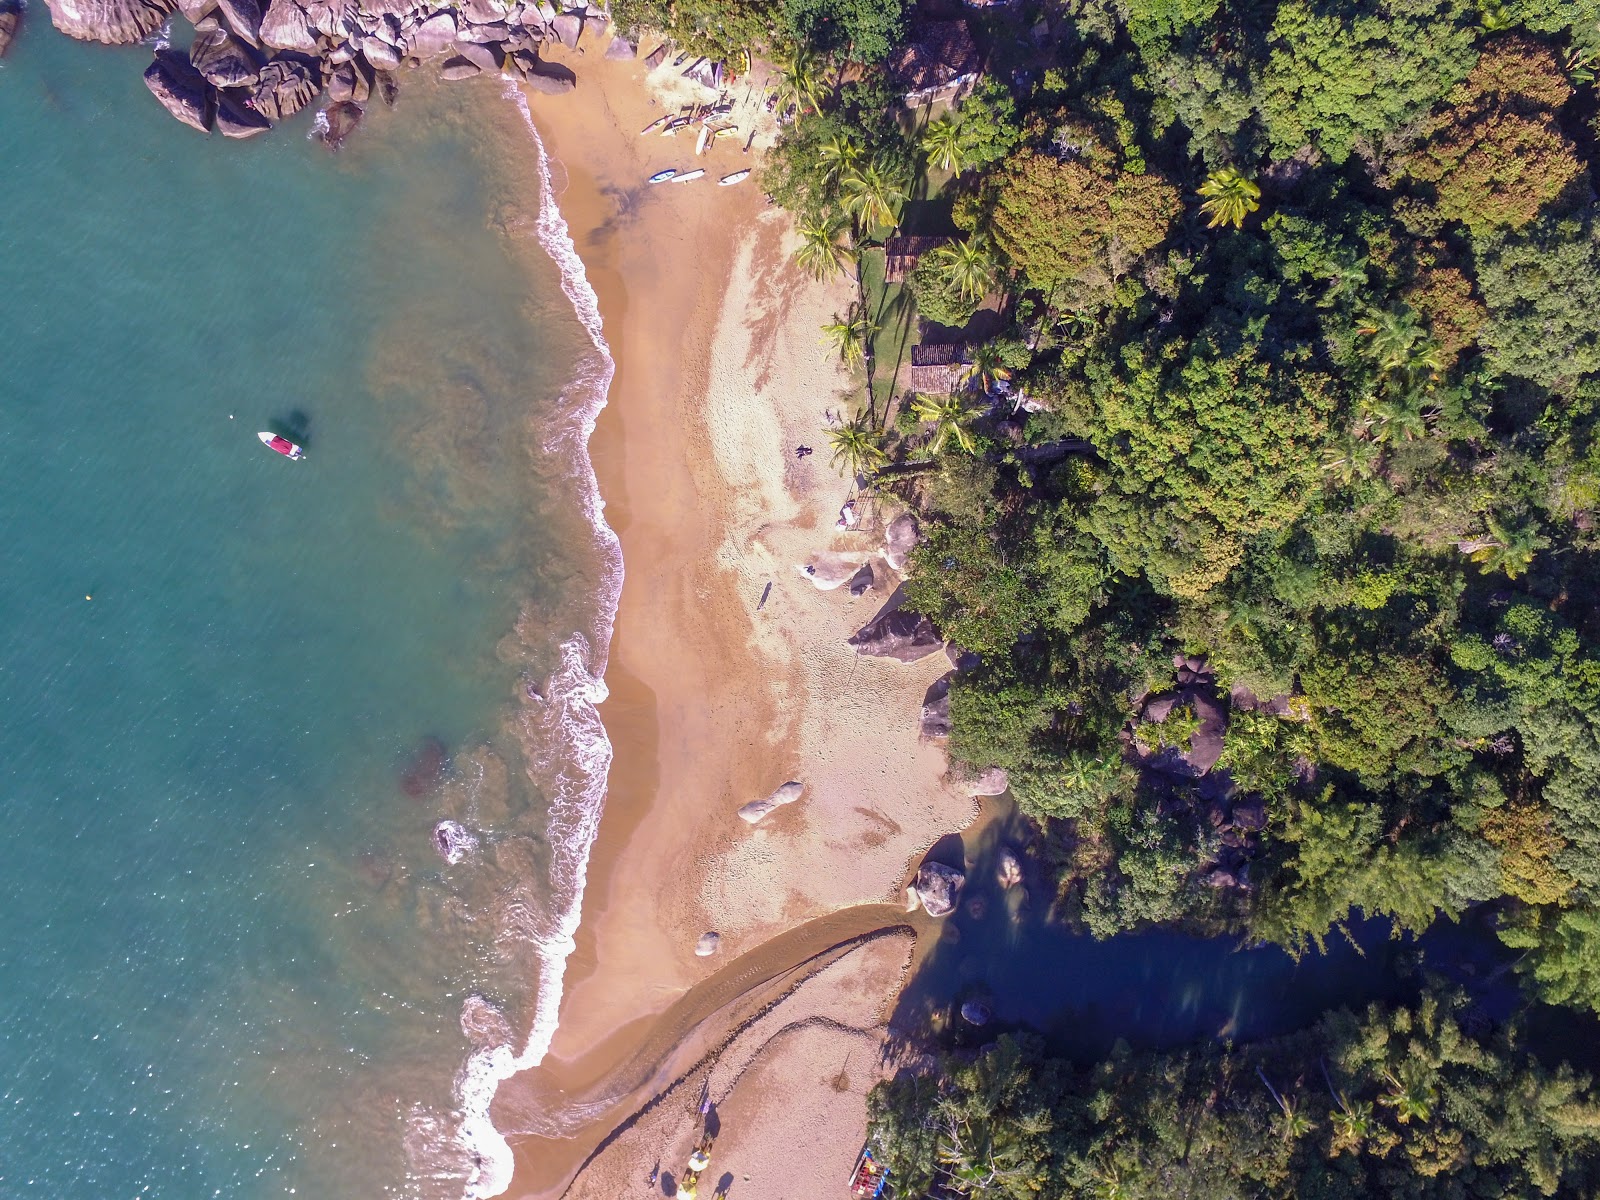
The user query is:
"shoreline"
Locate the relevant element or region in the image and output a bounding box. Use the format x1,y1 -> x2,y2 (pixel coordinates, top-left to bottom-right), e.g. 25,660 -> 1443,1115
491,42 -> 977,1200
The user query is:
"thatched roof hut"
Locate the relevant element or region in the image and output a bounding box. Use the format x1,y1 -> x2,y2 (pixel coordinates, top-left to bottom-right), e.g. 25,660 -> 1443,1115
885,235 -> 950,283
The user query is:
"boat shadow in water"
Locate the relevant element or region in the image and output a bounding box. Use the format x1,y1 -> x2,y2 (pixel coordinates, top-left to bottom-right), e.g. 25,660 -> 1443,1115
886,796 -> 1520,1066
269,409 -> 314,449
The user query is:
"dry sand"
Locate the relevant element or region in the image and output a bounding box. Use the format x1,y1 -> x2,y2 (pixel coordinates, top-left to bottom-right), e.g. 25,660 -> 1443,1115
492,35 -> 977,1200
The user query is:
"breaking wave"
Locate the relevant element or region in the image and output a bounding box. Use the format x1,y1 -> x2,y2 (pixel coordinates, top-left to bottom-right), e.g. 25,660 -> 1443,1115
438,81 -> 624,1200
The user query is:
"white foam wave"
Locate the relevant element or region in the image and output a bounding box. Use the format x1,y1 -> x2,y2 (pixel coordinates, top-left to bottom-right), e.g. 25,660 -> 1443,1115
442,81 -> 625,1200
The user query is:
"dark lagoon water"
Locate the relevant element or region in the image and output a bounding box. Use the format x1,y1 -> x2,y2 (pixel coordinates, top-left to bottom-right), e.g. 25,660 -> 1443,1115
1,25 -> 615,1200
895,800 -> 1517,1061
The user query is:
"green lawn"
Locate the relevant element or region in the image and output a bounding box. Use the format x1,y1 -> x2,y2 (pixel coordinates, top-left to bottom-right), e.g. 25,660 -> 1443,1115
859,246 -> 917,429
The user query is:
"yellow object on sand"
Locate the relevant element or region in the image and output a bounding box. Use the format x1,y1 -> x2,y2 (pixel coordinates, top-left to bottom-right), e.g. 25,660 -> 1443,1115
687,1149 -> 711,1172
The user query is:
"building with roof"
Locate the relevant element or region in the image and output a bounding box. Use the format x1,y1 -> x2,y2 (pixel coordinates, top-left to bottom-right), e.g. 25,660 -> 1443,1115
888,19 -> 982,107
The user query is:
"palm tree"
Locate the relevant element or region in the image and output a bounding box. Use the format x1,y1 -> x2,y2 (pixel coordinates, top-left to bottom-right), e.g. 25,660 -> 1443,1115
1356,307 -> 1446,377
959,341 -> 1012,397
910,392 -> 977,455
1380,1064 -> 1438,1125
827,411 -> 887,477
840,158 -> 908,233
1197,167 -> 1261,229
769,44 -> 824,116
1322,434 -> 1381,485
1364,388 -> 1432,443
931,239 -> 994,304
817,131 -> 863,187
819,305 -> 876,371
793,213 -> 854,282
1462,515 -> 1548,579
919,115 -> 967,176
1329,1097 -> 1374,1156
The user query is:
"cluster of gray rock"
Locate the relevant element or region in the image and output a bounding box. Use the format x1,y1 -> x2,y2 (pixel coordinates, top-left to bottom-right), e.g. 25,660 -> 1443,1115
41,0 -> 609,140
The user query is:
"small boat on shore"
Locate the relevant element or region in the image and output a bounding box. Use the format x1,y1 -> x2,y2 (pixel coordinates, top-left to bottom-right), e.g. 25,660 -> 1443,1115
257,432 -> 305,460
718,170 -> 751,186
671,169 -> 705,183
639,116 -> 668,135
648,167 -> 678,183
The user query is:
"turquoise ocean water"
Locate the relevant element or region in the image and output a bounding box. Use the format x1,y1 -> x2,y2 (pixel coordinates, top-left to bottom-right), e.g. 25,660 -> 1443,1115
1,25 -> 614,1199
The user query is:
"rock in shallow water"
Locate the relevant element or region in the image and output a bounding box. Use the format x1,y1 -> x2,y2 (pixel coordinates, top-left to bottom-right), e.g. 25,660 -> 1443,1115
433,819 -> 477,865
258,0 -> 315,51
0,0 -> 22,57
911,861 -> 964,917
316,99 -> 362,149
215,89 -> 273,136
47,0 -> 174,43
143,49 -> 214,132
737,780 -> 804,824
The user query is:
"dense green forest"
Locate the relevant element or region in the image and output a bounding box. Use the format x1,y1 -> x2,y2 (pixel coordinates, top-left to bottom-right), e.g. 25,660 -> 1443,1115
868,992 -> 1600,1198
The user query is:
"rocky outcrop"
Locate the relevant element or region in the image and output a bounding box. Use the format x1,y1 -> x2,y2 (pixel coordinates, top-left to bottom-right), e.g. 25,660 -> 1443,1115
883,512 -> 919,573
694,931 -> 721,957
216,0 -> 261,42
0,0 -> 22,57
432,819 -> 477,864
909,861 -> 964,917
258,0 -> 315,51
327,56 -> 374,101
215,89 -> 273,135
190,26 -> 262,87
407,10 -> 455,57
524,58 -> 576,93
737,780 -> 804,824
48,0 -> 175,43
603,34 -> 634,59
549,8 -> 580,47
249,53 -> 319,119
799,551 -> 871,591
920,673 -> 952,740
849,606 -> 942,662
996,848 -> 1022,889
949,764 -> 1008,796
143,49 -> 214,131
316,98 -> 362,148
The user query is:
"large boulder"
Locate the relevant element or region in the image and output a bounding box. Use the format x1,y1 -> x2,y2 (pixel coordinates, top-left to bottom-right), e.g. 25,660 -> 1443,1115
798,551 -> 870,591
953,765 -> 1009,796
549,8 -> 580,46
461,0 -> 504,21
316,98 -> 362,148
143,49 -> 214,132
848,607 -> 942,662
439,54 -> 481,79
215,89 -> 273,136
326,55 -> 373,101
882,512 -> 920,572
737,780 -> 804,825
249,53 -> 319,119
524,59 -> 575,93
920,674 -> 952,740
407,10 -> 455,58
216,0 -> 261,43
46,0 -> 174,43
453,39 -> 501,70
360,33 -> 400,69
302,0 -> 348,35
911,861 -> 964,917
174,0 -> 213,22
603,34 -> 635,59
0,0 -> 22,57
259,0 -> 315,50
190,26 -> 263,87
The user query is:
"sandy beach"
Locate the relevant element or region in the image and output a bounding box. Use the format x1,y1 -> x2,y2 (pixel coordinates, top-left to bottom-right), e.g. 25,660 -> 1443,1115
491,38 -> 976,1199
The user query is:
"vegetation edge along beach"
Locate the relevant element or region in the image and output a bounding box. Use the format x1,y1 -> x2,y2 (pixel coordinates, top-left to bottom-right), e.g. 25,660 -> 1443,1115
14,0 -> 1600,1194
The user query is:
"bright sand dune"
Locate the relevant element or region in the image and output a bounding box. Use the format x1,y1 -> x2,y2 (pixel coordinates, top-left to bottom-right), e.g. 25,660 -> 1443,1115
495,40 -> 976,1198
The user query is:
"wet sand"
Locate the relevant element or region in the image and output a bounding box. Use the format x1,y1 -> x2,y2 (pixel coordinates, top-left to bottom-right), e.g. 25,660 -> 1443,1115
495,41 -> 977,1198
